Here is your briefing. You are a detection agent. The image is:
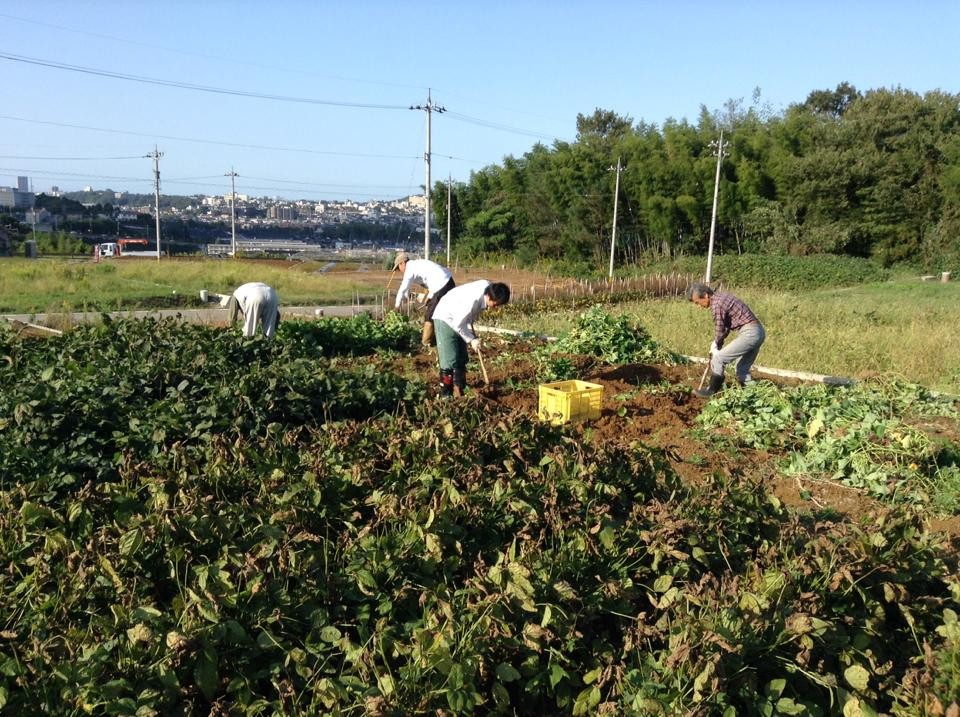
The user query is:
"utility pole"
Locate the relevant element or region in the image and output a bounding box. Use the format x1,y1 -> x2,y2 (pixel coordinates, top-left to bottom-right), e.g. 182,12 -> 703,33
446,174 -> 452,265
146,146 -> 163,261
608,156 -> 624,279
410,89 -> 445,260
226,167 -> 238,257
705,130 -> 728,284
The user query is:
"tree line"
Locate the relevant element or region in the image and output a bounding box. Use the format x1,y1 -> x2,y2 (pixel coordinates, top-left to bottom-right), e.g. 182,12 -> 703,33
432,84 -> 960,272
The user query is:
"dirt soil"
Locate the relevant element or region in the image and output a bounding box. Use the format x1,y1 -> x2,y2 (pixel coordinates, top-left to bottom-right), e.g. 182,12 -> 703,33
400,336 -> 960,542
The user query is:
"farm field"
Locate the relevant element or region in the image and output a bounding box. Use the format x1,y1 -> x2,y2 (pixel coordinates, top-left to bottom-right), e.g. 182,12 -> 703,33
0,256 -> 581,315
2,256 -> 959,393
1,309 -> 958,714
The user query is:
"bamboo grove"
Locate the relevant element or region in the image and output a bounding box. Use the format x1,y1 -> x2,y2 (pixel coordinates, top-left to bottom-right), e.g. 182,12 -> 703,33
432,84 -> 960,272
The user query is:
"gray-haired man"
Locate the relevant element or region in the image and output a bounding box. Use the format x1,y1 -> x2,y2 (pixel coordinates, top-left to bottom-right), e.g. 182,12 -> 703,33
687,282 -> 765,398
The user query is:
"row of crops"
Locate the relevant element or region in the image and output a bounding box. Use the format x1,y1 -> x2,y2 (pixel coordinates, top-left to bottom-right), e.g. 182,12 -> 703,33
1,314 -> 958,714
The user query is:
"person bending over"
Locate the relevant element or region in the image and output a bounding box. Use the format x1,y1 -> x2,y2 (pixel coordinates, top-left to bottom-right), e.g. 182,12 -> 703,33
392,251 -> 455,346
431,280 -> 510,397
223,282 -> 280,339
687,282 -> 765,398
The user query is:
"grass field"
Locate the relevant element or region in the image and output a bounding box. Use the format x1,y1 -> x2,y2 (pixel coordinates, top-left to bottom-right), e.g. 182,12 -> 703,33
3,256 -> 959,392
493,280 -> 960,394
0,256 -> 384,311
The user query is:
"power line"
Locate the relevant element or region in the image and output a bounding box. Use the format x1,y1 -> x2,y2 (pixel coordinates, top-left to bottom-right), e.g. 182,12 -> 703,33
0,153 -> 144,161
1,167 -> 420,198
0,12 -> 430,93
1,53 -> 566,143
239,174 -> 416,190
0,52 -> 411,110
0,166 -> 150,183
3,12 -> 579,135
444,110 -> 558,141
0,114 -> 420,160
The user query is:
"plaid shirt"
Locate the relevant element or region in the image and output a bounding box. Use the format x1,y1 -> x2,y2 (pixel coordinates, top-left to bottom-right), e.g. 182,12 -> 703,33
711,292 -> 759,348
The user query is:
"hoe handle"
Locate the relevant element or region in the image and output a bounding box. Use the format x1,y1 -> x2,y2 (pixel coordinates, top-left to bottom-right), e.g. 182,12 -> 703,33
476,346 -> 490,385
698,361 -> 710,390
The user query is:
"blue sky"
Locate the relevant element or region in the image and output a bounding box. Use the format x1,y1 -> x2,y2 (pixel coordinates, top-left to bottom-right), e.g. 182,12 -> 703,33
1,1 -> 958,202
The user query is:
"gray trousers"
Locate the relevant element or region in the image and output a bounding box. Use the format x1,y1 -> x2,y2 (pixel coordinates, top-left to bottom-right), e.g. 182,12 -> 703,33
711,322 -> 766,382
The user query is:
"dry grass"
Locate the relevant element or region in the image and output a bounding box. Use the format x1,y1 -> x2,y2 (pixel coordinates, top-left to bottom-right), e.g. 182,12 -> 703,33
497,281 -> 960,394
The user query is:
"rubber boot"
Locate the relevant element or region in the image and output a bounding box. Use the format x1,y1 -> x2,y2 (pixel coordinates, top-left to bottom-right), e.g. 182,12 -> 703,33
439,369 -> 454,398
421,320 -> 435,348
694,373 -> 725,398
452,368 -> 467,398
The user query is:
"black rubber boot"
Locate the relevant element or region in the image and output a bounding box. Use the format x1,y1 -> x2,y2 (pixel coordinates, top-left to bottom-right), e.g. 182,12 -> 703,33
694,373 -> 725,398
439,369 -> 454,398
452,368 -> 467,398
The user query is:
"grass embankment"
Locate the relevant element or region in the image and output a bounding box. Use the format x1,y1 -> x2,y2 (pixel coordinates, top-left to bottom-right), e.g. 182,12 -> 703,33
0,257 -> 383,313
496,280 -> 960,394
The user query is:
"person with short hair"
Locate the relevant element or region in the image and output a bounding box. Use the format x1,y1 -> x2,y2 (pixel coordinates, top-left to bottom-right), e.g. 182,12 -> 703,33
687,282 -> 765,397
432,280 -> 510,397
223,282 -> 280,339
392,252 -> 455,346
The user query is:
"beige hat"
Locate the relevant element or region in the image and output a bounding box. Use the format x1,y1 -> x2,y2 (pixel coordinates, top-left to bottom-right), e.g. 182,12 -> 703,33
392,251 -> 409,270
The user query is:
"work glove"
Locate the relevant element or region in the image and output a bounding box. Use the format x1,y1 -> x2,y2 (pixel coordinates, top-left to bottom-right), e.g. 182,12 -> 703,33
469,338 -> 482,351
709,341 -> 720,355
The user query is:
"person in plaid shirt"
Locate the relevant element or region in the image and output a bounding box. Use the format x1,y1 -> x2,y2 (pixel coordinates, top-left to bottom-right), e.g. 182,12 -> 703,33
686,282 -> 766,397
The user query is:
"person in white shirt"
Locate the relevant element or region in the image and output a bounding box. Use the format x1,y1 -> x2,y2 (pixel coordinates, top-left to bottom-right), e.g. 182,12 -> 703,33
222,282 -> 280,339
392,252 -> 455,346
432,279 -> 510,397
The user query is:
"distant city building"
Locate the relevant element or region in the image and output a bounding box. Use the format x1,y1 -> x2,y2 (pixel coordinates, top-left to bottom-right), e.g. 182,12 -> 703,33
0,187 -> 35,209
17,176 -> 29,192
267,205 -> 298,221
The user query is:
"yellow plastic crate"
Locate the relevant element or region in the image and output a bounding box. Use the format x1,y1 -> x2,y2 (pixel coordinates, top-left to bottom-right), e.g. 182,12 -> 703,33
538,380 -> 603,425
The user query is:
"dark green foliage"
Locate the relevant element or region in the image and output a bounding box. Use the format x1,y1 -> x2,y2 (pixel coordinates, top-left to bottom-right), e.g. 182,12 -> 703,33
277,310 -> 419,356
438,87 -> 960,272
0,321 -> 958,714
542,305 -> 685,366
640,253 -> 891,290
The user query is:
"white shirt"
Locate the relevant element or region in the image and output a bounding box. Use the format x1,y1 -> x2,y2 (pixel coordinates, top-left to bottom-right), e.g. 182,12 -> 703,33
395,259 -> 453,309
230,282 -> 280,339
432,279 -> 491,343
